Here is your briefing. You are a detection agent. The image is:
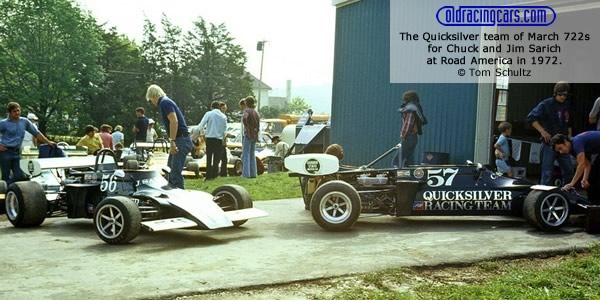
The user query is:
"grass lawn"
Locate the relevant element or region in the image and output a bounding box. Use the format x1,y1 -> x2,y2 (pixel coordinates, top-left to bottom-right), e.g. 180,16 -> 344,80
185,172 -> 302,200
326,245 -> 600,300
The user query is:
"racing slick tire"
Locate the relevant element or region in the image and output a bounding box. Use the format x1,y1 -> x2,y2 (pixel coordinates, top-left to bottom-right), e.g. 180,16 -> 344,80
94,196 -> 142,244
187,162 -> 200,178
523,189 -> 570,231
122,155 -> 137,165
310,180 -> 361,231
228,158 -> 243,177
125,159 -> 139,170
212,184 -> 252,227
0,180 -> 6,214
5,181 -> 47,227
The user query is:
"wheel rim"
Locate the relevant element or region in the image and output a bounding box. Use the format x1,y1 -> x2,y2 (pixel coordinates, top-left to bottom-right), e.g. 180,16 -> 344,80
5,191 -> 19,221
214,191 -> 238,211
96,204 -> 125,239
319,191 -> 353,224
540,193 -> 569,226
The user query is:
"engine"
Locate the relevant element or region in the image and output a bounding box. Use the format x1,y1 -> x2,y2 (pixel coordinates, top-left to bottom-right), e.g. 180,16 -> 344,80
359,189 -> 396,215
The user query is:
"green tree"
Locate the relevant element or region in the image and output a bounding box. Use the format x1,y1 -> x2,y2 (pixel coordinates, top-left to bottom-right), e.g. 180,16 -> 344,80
0,0 -> 105,133
259,106 -> 285,119
287,97 -> 311,115
81,27 -> 147,144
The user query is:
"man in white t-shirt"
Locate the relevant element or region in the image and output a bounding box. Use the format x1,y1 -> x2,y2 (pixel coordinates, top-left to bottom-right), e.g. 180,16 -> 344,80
22,113 -> 39,149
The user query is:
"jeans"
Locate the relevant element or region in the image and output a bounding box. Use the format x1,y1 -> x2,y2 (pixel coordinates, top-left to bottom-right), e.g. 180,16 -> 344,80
539,142 -> 573,186
0,149 -> 24,185
167,136 -> 193,189
391,134 -> 418,167
242,135 -> 257,178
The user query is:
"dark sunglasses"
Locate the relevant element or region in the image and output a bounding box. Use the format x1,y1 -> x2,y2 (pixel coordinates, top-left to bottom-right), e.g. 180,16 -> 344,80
556,92 -> 568,96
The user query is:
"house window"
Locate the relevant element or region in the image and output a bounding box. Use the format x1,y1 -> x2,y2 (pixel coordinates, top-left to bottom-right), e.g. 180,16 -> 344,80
495,63 -> 509,121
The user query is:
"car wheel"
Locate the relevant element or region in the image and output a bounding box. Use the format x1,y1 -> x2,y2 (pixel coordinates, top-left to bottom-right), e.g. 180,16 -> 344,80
94,196 -> 141,244
0,180 -> 7,214
121,155 -> 137,164
228,158 -> 242,177
125,159 -> 139,170
310,180 -> 361,231
212,184 -> 252,227
553,178 -> 562,187
5,181 -> 47,227
187,162 -> 200,178
523,190 -> 570,231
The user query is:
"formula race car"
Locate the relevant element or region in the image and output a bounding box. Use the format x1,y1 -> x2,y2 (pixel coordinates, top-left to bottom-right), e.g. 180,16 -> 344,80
1,149 -> 267,244
285,144 -> 598,232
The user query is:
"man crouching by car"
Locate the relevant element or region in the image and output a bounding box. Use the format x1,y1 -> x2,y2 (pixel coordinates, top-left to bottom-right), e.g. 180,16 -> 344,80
552,132 -> 600,203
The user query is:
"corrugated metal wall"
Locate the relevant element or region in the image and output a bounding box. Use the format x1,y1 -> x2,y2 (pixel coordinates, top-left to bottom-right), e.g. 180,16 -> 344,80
331,0 -> 479,166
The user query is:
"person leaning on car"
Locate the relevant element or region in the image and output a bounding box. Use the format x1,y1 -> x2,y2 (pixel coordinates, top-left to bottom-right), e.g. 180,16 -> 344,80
552,132 -> 600,202
0,102 -> 55,185
76,125 -> 103,154
526,81 -> 573,186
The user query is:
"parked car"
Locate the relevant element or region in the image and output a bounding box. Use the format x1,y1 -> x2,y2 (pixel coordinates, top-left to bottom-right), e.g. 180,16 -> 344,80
285,145 -> 598,232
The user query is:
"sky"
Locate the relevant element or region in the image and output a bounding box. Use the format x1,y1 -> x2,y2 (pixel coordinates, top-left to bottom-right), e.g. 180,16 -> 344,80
75,0 -> 336,113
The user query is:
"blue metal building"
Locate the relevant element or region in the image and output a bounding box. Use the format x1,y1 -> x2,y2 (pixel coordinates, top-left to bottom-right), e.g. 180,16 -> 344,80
331,0 -> 480,166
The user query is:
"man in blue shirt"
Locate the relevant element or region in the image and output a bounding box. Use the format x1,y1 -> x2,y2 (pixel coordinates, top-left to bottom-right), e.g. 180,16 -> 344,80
552,131 -> 600,202
146,85 -> 193,189
527,81 -> 573,186
192,101 -> 227,180
0,102 -> 55,184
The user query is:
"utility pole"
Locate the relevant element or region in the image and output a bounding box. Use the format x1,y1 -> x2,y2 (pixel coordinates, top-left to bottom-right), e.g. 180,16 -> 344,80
257,40 -> 267,110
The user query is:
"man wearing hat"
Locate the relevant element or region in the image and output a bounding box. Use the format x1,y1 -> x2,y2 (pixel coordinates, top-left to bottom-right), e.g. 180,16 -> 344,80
22,112 -> 39,148
527,81 -> 574,186
146,119 -> 158,143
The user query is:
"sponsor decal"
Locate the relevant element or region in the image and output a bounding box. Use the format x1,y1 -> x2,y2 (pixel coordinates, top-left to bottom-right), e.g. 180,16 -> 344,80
413,201 -> 425,210
415,190 -> 513,211
397,170 -> 411,177
414,168 -> 424,179
305,159 -> 321,174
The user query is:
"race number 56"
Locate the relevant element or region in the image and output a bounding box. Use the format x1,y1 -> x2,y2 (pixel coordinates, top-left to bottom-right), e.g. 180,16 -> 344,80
100,174 -> 118,192
426,168 -> 459,187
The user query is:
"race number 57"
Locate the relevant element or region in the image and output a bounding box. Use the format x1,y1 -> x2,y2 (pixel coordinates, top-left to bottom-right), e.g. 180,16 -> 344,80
426,168 -> 459,187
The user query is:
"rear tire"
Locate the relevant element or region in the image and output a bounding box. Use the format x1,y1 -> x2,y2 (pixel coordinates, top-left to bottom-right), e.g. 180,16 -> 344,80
228,158 -> 243,177
5,181 -> 47,227
310,180 -> 361,231
125,160 -> 139,170
94,196 -> 141,244
187,162 -> 200,178
212,184 -> 252,227
524,189 -> 570,231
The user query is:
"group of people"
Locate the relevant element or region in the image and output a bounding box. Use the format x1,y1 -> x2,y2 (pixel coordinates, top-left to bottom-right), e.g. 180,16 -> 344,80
492,81 -> 600,202
190,96 -> 261,180
394,81 -> 600,202
75,107 -> 161,155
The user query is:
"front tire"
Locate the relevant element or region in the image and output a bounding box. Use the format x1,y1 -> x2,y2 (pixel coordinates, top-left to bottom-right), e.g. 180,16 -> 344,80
94,196 -> 141,244
5,181 -> 47,227
310,180 -> 361,231
524,189 -> 570,231
212,184 -> 252,227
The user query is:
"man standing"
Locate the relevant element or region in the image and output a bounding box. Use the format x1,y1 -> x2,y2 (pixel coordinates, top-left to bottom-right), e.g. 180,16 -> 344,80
552,132 -> 600,202
588,96 -> 600,130
146,85 -> 193,189
527,81 -> 573,186
22,113 -> 39,149
132,107 -> 149,143
392,90 -> 427,167
0,102 -> 55,184
242,96 -> 260,178
192,101 -> 227,180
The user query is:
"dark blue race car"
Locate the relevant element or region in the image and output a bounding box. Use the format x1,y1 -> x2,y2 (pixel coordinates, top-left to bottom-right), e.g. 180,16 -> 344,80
286,145 -> 597,232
